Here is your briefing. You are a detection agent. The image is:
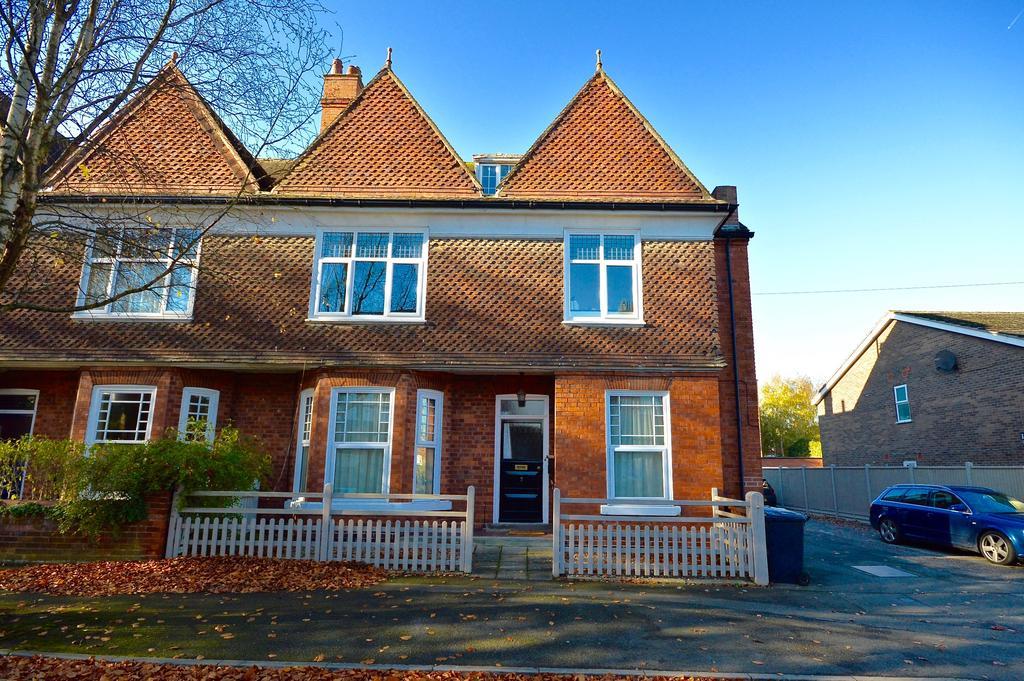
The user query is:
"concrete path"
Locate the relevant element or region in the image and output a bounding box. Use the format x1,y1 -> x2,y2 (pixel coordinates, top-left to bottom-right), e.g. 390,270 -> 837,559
472,535 -> 551,581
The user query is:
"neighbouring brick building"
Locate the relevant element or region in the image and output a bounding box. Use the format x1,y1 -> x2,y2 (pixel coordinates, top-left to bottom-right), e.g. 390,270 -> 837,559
814,312 -> 1024,466
0,53 -> 763,528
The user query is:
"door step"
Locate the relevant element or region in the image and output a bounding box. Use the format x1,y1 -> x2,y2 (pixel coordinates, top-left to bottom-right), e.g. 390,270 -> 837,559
482,523 -> 549,537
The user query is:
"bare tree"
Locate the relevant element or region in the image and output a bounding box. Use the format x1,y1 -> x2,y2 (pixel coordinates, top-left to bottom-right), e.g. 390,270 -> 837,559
0,0 -> 331,315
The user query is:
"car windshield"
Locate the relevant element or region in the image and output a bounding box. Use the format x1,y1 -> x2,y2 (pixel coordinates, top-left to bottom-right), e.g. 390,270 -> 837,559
959,491 -> 1024,514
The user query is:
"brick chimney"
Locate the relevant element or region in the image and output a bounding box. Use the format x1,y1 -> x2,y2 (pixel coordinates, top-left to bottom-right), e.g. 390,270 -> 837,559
320,59 -> 363,133
712,185 -> 740,225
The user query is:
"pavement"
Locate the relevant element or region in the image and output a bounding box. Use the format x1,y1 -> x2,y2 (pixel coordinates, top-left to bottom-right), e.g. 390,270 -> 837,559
2,519 -> 1023,680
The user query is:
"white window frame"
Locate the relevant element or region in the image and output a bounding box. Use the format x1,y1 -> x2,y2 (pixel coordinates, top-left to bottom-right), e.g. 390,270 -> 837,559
563,229 -> 644,325
178,387 -> 220,443
605,390 -> 672,500
412,389 -> 444,495
309,228 -> 428,322
74,227 -> 201,320
0,389 -> 39,498
324,387 -> 395,495
894,384 -> 912,424
477,163 -> 513,195
85,385 -> 157,446
292,388 -> 314,494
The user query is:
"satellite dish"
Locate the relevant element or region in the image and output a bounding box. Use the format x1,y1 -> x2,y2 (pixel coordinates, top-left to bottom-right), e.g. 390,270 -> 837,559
935,350 -> 958,373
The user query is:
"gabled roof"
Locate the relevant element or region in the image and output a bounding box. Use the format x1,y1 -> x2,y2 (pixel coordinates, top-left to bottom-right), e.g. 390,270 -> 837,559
812,311 -> 1024,404
497,69 -> 719,203
47,61 -> 269,195
274,68 -> 480,198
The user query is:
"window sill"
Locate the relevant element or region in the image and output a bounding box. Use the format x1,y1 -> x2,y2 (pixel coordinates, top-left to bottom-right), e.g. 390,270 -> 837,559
291,498 -> 453,512
896,419 -> 913,424
305,317 -> 427,325
72,312 -> 193,322
563,319 -> 646,328
600,503 -> 680,517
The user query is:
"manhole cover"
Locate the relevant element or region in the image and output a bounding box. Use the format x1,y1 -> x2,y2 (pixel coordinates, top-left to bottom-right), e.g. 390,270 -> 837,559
852,565 -> 915,577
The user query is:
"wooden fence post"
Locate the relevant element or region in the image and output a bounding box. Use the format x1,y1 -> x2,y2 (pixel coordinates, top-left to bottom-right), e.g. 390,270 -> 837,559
319,483 -> 333,561
710,487 -> 720,518
551,488 -> 561,578
829,465 -> 838,518
164,485 -> 183,558
463,486 -> 475,573
746,491 -> 769,586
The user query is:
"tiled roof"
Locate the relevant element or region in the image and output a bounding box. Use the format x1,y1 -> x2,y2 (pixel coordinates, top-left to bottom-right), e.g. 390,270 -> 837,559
0,237 -> 722,371
47,62 -> 268,195
897,311 -> 1024,340
274,69 -> 480,198
497,70 -> 718,203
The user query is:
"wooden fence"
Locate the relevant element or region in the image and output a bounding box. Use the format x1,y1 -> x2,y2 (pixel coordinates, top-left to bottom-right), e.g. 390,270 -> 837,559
551,489 -> 768,585
165,484 -> 474,573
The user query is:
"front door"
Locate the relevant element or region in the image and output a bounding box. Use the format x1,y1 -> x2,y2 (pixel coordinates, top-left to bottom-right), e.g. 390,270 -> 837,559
495,396 -> 548,523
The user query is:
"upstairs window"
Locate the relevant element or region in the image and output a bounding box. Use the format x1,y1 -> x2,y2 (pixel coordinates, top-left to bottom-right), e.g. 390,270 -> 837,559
893,384 -> 911,423
312,230 -> 426,321
178,387 -> 219,443
86,386 -> 156,445
479,164 -> 512,195
77,227 -> 200,318
565,232 -> 642,323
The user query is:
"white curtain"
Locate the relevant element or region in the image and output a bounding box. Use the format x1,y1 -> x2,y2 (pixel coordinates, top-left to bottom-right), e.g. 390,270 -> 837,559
613,450 -> 664,498
334,447 -> 384,493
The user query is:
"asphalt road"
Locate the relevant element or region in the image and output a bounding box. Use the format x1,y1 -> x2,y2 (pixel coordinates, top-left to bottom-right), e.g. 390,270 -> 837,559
2,519 -> 1022,679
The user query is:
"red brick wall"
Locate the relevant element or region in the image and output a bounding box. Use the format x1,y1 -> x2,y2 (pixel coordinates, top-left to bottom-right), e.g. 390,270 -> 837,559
715,237 -> 763,495
0,492 -> 172,563
554,374 -> 724,505
0,370 -> 78,438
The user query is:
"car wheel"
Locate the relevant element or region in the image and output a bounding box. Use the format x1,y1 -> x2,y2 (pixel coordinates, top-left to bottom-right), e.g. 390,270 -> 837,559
878,517 -> 900,544
979,532 -> 1018,566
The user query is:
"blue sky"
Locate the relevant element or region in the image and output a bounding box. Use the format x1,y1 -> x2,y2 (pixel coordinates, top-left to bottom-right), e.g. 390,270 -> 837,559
325,1 -> 1024,384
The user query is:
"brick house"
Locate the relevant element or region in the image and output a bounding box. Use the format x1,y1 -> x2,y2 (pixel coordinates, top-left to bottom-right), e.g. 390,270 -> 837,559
0,55 -> 762,527
814,311 -> 1024,467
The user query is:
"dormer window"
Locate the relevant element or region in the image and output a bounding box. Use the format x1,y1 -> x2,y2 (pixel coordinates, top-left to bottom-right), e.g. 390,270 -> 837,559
473,154 -> 521,196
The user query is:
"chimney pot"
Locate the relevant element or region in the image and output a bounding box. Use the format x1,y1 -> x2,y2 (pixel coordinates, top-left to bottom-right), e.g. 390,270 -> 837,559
320,59 -> 364,133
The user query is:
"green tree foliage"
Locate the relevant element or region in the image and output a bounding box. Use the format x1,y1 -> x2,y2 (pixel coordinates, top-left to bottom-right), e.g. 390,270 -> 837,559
759,375 -> 822,457
0,428 -> 269,537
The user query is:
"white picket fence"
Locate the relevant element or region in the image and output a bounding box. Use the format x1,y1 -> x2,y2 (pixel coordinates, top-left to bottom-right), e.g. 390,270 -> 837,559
764,463 -> 1024,521
165,484 -> 474,573
551,488 -> 768,585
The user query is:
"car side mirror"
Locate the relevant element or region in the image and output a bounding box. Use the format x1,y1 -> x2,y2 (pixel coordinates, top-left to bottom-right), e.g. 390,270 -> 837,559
949,503 -> 970,514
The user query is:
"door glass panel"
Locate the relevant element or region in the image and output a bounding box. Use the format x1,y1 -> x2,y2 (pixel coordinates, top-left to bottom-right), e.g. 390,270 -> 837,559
501,421 -> 543,460
901,488 -> 929,506
930,491 -> 958,509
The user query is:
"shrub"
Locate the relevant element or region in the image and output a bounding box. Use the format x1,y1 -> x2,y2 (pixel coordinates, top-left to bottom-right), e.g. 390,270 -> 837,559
0,427 -> 270,538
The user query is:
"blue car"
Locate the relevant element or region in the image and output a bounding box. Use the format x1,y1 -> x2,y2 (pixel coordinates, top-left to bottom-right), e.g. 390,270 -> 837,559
869,484 -> 1024,565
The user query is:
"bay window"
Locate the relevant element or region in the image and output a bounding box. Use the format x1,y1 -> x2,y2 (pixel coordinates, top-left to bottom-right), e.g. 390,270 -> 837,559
565,232 -> 642,323
312,230 -> 426,320
86,386 -> 156,445
326,388 -> 394,494
77,227 -> 200,318
413,390 -> 443,494
606,391 -> 671,499
178,387 -> 219,443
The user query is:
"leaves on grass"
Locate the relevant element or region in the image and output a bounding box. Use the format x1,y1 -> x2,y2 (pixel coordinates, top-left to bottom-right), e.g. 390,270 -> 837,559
0,656 -> 729,679
0,557 -> 388,596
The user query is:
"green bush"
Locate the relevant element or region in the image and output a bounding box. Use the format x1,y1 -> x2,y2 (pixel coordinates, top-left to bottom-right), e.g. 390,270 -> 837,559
0,427 -> 269,538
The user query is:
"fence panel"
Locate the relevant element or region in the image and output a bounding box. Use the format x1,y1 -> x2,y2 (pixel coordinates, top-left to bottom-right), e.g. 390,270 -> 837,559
551,489 -> 768,585
764,464 -> 1024,520
166,485 -> 474,573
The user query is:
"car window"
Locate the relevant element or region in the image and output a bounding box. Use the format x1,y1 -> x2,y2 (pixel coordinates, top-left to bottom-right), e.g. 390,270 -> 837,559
881,488 -> 906,502
930,491 -> 961,509
900,488 -> 930,506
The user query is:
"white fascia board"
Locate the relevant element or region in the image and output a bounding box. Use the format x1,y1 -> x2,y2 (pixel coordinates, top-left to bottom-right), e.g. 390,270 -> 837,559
62,204 -> 723,241
812,311 -> 1024,405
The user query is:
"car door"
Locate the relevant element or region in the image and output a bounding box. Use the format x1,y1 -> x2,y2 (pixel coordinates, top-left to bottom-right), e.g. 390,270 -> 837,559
896,487 -> 931,539
927,490 -> 975,549
923,490 -> 958,546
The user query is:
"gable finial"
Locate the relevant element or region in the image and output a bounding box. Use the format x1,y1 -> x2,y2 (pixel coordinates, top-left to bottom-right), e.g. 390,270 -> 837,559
595,49 -> 602,72
170,51 -> 179,64
385,47 -> 393,69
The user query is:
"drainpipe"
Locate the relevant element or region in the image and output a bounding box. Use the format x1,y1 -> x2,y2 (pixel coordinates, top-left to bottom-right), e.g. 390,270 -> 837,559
721,219 -> 746,495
